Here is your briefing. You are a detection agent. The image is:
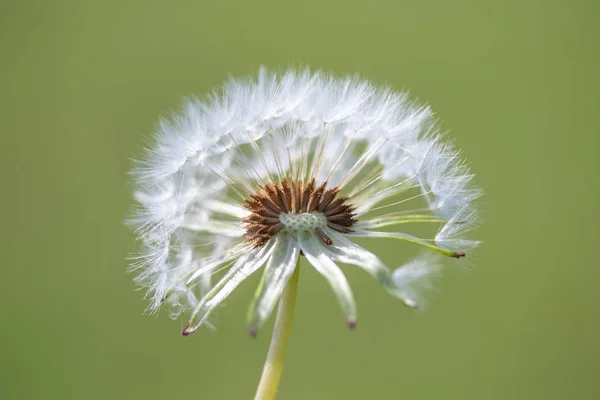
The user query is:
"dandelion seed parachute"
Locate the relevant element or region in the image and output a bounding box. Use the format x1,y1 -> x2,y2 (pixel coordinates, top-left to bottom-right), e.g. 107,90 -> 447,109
128,67 -> 481,336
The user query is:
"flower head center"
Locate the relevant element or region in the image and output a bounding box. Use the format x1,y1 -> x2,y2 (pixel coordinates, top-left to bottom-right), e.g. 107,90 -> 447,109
242,178 -> 356,247
279,212 -> 327,232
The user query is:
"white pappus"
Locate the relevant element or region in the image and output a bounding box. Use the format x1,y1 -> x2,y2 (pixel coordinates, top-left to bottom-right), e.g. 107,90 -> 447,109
128,67 -> 482,336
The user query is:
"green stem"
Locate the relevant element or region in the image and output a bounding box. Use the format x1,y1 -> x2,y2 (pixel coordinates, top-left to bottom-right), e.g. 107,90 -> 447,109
253,263 -> 300,400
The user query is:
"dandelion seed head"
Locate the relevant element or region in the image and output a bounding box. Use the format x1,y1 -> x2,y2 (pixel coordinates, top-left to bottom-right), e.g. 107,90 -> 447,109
128,67 -> 482,335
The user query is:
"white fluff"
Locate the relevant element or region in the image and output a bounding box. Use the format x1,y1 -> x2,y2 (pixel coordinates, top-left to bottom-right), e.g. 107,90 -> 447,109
128,67 -> 482,335
392,254 -> 443,308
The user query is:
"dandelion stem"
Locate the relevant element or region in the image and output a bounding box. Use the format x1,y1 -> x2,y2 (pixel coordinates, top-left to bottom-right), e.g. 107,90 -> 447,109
253,262 -> 300,400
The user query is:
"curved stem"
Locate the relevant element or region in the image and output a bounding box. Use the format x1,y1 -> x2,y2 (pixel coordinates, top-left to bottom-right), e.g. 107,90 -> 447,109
253,263 -> 300,400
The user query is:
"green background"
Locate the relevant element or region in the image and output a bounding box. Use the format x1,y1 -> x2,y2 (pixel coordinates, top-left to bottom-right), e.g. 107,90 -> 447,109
2,1 -> 598,399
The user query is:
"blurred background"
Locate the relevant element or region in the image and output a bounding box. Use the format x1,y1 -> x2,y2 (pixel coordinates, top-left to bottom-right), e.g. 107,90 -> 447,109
1,0 -> 599,399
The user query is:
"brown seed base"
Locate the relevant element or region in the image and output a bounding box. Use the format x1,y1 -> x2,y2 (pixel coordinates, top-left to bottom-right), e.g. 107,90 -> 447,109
242,178 -> 356,247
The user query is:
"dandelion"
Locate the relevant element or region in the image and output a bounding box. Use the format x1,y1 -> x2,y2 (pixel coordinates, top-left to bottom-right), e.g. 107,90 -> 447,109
128,67 -> 481,400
